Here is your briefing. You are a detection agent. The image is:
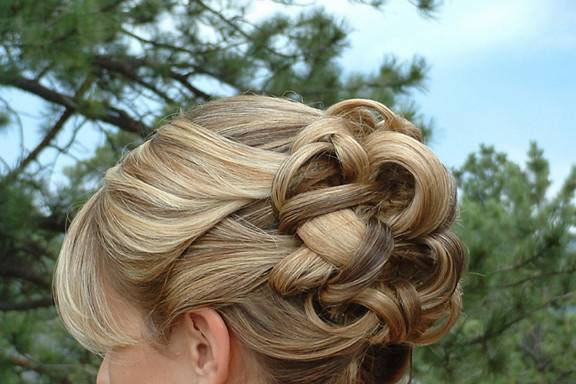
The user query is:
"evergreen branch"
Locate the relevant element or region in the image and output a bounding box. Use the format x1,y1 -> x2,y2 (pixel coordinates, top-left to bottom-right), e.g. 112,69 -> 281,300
488,231 -> 563,275
490,229 -> 571,275
119,26 -> 238,57
92,55 -> 178,105
557,369 -> 576,382
195,0 -> 296,60
50,117 -> 88,157
38,211 -> 67,233
489,252 -> 544,274
0,73 -> 149,135
49,0 -> 126,46
0,296 -> 54,311
519,324 -> 551,374
494,266 -> 576,289
0,94 -> 26,165
462,291 -> 576,346
2,350 -> 74,384
168,70 -> 214,101
5,77 -> 94,180
0,264 -> 51,288
92,54 -> 215,100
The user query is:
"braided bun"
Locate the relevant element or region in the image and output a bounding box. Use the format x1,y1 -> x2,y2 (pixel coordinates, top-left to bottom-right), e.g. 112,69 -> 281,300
53,94 -> 466,384
267,98 -> 466,381
269,98 -> 463,343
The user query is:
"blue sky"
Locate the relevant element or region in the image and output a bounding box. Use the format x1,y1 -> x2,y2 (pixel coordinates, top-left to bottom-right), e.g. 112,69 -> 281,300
301,0 -> 575,199
1,0 -> 574,199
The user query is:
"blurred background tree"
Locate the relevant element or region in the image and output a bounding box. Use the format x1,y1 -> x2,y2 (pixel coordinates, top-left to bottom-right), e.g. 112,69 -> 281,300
414,143 -> 576,383
0,0 -> 574,383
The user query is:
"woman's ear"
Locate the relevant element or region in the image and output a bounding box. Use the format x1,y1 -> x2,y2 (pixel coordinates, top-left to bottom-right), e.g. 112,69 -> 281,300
182,307 -> 231,384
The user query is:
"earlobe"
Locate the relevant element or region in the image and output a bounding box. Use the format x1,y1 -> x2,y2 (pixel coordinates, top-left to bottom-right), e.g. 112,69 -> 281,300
184,307 -> 231,384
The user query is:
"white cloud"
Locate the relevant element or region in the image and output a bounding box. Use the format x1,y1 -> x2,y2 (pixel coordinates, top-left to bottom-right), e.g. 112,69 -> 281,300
244,0 -> 573,71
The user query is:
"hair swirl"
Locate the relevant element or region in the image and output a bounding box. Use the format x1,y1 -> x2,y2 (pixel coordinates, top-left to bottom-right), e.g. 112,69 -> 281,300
53,94 -> 467,384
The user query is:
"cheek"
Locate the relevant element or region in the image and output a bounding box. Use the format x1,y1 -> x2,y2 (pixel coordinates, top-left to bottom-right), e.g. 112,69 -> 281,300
107,345 -> 173,383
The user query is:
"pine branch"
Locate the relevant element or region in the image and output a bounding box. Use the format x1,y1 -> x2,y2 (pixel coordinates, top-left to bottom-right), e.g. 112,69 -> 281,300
0,264 -> 51,288
0,73 -> 149,135
494,266 -> 576,289
5,77 -> 94,180
168,70 -> 214,101
120,26 -> 234,57
92,56 -> 177,105
2,350 -> 74,384
37,211 -> 67,233
195,0 -> 296,60
92,54 -> 215,100
462,291 -> 576,346
519,324 -> 551,373
0,297 -> 54,311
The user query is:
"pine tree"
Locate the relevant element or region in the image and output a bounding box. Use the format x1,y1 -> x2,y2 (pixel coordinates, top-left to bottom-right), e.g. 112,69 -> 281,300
414,143 -> 576,383
1,1 -> 574,383
0,1 -> 439,381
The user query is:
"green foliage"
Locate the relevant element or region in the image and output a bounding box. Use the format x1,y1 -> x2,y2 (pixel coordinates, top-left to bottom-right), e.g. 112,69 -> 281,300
0,0 -> 440,380
0,0 -> 574,383
413,143 -> 576,383
0,110 -> 10,129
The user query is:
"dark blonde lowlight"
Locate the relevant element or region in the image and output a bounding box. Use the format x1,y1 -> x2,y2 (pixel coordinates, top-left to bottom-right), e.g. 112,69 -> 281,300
53,94 -> 467,384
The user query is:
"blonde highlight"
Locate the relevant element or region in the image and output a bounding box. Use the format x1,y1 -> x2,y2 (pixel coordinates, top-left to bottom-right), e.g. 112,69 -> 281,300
53,94 -> 467,383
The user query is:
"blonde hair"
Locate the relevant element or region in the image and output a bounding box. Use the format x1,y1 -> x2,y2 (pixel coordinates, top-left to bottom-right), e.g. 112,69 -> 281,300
53,94 -> 467,384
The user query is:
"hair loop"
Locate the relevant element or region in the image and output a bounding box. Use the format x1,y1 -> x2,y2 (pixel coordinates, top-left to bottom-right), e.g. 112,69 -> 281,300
53,94 -> 466,384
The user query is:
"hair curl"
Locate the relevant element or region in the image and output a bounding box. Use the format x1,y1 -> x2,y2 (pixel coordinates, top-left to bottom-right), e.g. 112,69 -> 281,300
53,94 -> 467,384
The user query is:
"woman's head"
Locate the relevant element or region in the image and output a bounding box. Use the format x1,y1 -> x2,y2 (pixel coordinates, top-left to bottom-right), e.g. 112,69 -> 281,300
53,94 -> 467,384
